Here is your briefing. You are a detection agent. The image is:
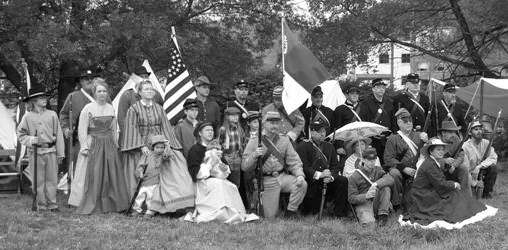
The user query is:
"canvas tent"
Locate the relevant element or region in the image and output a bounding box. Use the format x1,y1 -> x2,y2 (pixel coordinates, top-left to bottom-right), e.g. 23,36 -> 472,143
455,78 -> 508,118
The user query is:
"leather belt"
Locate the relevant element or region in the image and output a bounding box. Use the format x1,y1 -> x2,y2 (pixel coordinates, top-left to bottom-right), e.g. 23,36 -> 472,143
263,170 -> 283,177
36,142 -> 56,148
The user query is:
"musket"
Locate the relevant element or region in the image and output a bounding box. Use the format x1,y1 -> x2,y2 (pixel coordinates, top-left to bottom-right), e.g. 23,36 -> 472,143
66,94 -> 73,196
422,83 -> 433,133
32,130 -> 38,212
125,163 -> 149,215
440,100 -> 458,127
255,115 -> 264,217
474,109 -> 502,199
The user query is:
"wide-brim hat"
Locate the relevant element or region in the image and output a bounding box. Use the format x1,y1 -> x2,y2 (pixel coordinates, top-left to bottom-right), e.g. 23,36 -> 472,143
345,136 -> 372,153
194,121 -> 214,137
23,85 -> 47,102
438,120 -> 461,132
134,66 -> 151,76
150,135 -> 168,149
443,83 -> 457,93
423,137 -> 447,154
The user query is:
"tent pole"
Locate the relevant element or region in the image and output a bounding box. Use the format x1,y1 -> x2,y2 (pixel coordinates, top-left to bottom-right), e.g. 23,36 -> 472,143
479,80 -> 484,119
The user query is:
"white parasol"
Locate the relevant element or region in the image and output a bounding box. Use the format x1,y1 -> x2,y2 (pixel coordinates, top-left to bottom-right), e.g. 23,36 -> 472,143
327,121 -> 390,141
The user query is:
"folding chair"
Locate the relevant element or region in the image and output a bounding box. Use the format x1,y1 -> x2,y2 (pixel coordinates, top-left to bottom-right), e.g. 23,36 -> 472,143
0,149 -> 23,195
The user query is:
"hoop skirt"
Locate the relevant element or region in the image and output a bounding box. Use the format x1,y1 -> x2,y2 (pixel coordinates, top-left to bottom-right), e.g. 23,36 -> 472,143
76,116 -> 129,214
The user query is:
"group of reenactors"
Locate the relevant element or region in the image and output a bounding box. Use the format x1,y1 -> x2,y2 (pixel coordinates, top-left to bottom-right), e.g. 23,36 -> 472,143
18,66 -> 499,226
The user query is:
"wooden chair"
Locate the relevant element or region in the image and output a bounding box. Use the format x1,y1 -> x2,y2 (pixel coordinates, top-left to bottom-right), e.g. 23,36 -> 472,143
0,149 -> 23,194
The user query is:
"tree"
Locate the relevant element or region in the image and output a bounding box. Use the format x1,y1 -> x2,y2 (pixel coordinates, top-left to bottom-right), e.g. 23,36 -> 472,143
307,0 -> 508,80
0,0 -> 300,99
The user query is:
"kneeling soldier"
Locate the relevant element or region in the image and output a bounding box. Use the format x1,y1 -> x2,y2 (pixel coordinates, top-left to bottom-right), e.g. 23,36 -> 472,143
296,119 -> 349,217
348,147 -> 394,226
242,111 -> 307,218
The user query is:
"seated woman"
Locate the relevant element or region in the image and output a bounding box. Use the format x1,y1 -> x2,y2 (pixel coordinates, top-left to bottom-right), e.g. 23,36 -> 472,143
343,137 -> 380,178
401,138 -> 497,229
184,122 -> 258,224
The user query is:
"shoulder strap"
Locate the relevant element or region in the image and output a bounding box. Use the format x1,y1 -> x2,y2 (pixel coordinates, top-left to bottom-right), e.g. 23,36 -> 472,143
261,135 -> 284,166
277,107 -> 296,127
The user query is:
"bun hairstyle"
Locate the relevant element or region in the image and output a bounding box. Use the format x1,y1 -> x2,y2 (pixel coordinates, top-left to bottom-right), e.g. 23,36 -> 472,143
91,77 -> 109,95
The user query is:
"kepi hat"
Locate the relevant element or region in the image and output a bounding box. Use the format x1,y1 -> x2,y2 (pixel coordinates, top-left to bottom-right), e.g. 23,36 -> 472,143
194,121 -> 214,137
265,111 -> 281,121
183,99 -> 199,110
246,111 -> 260,123
371,78 -> 387,87
134,66 -> 151,76
439,119 -> 461,132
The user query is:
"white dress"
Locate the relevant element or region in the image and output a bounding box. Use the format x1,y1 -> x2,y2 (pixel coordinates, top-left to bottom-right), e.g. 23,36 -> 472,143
184,149 -> 258,224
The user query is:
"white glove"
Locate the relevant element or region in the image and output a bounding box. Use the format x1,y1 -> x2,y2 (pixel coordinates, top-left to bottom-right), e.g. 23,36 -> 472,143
287,131 -> 297,141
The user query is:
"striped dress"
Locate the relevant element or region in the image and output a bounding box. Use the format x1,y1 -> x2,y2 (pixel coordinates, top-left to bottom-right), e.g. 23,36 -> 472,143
120,101 -> 182,198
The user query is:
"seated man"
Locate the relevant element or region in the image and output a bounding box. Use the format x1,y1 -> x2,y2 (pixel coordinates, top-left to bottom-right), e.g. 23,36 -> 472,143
348,147 -> 394,226
437,119 -> 471,196
462,121 -> 498,198
384,108 -> 427,209
242,111 -> 307,219
296,119 -> 349,217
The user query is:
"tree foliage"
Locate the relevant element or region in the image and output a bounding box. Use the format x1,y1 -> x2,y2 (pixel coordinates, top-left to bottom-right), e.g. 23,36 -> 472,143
0,0 -> 300,96
307,0 -> 508,81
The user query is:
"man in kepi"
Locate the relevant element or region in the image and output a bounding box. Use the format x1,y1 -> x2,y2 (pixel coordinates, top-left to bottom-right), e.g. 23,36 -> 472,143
462,121 -> 498,198
393,73 -> 430,131
358,78 -> 394,164
434,83 -> 467,136
296,118 -> 349,217
300,86 -> 334,138
227,80 -> 259,131
384,108 -> 427,210
348,147 -> 394,226
242,111 -> 307,219
262,86 -> 305,143
193,76 -> 221,129
333,85 -> 361,130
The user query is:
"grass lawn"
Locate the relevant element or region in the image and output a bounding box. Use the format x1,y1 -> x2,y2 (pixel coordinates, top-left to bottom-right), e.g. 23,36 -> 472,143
1,166 -> 507,250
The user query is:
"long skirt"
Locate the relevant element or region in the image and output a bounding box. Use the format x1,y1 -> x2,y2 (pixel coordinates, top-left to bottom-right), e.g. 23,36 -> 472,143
122,150 -> 142,198
68,153 -> 87,206
76,134 -> 130,214
148,150 -> 195,213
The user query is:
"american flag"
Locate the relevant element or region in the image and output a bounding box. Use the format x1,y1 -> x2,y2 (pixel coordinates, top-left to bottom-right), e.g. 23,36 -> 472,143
163,36 -> 195,124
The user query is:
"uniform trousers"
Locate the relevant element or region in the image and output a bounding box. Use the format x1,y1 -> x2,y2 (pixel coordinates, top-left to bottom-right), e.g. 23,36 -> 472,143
261,173 -> 307,218
30,152 -> 58,210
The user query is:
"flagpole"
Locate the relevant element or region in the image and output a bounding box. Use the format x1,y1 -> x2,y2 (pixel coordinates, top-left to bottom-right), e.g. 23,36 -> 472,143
281,13 -> 285,77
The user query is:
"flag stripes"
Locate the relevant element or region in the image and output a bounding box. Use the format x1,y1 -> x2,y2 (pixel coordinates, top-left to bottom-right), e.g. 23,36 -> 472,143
163,35 -> 194,121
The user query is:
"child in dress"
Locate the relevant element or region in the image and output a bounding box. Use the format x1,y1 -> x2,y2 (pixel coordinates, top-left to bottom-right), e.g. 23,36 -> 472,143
131,135 -> 168,217
201,139 -> 231,180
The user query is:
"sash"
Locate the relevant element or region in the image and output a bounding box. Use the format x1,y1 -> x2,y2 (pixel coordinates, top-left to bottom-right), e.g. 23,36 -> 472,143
81,88 -> 95,103
233,100 -> 249,118
397,131 -> 418,157
310,140 -> 329,168
408,94 -> 425,113
261,135 -> 284,166
277,107 -> 296,127
354,169 -> 374,185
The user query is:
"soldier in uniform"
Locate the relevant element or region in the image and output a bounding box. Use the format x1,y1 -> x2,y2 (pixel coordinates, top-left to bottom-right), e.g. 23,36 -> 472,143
193,76 -> 221,130
262,86 -> 305,142
174,99 -> 199,157
392,73 -> 430,131
59,69 -> 98,165
296,119 -> 349,217
462,121 -> 498,198
434,83 -> 467,136
242,111 -> 307,219
300,86 -> 334,138
358,78 -> 395,164
384,108 -> 428,210
333,85 -> 361,130
226,80 -> 260,131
